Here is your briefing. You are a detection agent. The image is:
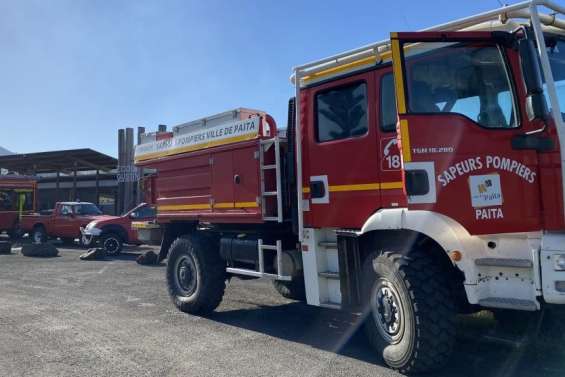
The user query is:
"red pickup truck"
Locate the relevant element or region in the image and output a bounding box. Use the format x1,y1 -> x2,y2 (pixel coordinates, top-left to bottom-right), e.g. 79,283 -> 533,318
21,202 -> 110,244
81,203 -> 156,255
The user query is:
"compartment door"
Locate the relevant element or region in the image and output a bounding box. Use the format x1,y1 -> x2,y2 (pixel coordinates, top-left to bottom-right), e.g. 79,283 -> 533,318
211,151 -> 234,210
232,145 -> 260,213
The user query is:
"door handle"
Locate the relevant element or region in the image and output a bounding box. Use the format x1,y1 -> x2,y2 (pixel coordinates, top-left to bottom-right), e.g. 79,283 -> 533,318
511,134 -> 554,151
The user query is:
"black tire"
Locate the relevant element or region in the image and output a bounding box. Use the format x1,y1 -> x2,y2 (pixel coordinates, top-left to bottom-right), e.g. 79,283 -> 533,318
166,233 -> 226,314
31,225 -> 47,244
362,250 -> 456,374
21,243 -> 58,257
0,241 -> 12,254
100,233 -> 123,256
8,228 -> 22,240
273,279 -> 306,301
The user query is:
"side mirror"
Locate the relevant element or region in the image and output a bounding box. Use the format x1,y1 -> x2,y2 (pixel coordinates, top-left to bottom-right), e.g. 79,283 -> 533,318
525,92 -> 549,122
519,37 -> 548,121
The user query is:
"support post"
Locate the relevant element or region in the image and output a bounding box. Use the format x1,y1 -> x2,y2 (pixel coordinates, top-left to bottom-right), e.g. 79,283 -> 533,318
136,126 -> 145,204
118,128 -> 125,215
73,161 -> 77,201
95,169 -> 100,207
125,127 -> 134,212
56,171 -> 60,204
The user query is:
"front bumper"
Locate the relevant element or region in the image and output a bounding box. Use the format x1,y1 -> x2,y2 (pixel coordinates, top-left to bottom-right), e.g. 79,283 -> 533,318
80,226 -> 102,246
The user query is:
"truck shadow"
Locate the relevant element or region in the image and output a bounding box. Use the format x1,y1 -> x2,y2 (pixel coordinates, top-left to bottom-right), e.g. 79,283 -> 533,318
209,303 -> 565,377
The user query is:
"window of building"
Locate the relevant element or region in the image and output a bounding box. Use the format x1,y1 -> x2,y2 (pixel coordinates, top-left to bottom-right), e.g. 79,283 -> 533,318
316,82 -> 368,142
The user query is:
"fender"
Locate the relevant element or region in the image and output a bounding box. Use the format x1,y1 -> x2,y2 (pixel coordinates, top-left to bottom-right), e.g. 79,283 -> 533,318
100,224 -> 129,243
358,208 -> 485,284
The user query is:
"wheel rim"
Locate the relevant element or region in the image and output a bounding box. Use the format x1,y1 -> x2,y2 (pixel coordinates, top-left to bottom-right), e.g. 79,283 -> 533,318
371,278 -> 404,344
104,237 -> 120,254
33,231 -> 42,244
174,254 -> 197,296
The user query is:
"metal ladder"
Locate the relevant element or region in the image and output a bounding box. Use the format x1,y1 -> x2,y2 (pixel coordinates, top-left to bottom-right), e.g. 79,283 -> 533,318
226,239 -> 291,281
259,137 -> 283,222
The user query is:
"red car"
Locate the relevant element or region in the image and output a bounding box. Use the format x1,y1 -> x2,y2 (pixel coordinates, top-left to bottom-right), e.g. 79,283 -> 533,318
20,202 -> 110,244
81,203 -> 155,255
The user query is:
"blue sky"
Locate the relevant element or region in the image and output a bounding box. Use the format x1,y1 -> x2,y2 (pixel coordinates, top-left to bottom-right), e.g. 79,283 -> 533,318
1,0 -> 515,157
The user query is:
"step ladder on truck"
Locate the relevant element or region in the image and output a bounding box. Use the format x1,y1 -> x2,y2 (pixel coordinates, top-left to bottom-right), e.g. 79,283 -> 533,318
133,1 -> 565,373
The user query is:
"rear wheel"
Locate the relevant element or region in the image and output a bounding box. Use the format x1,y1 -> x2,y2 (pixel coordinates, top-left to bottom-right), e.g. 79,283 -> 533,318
362,249 -> 456,374
166,233 -> 226,314
8,228 -> 22,240
100,233 -> 123,256
31,226 -> 47,244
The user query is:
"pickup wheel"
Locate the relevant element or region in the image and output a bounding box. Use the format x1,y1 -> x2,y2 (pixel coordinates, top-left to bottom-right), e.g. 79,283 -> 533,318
166,233 -> 226,315
31,226 -> 47,244
101,233 -> 123,256
8,228 -> 23,240
362,250 -> 456,374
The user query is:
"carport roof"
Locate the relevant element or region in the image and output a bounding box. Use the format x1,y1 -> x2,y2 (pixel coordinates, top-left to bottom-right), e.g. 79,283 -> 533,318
0,148 -> 117,174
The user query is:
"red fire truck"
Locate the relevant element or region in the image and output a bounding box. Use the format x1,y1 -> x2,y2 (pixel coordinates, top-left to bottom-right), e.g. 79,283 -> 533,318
134,1 -> 565,373
0,176 -> 36,238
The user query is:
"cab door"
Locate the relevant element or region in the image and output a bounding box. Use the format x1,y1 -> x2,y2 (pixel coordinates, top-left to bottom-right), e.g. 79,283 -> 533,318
53,204 -> 77,238
302,71 -> 381,228
390,31 -> 543,235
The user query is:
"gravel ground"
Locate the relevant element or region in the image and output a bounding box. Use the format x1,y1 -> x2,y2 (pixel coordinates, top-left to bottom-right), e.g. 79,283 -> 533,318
0,242 -> 564,377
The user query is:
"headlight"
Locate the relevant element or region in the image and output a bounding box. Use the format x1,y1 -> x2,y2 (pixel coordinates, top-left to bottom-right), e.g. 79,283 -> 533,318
554,255 -> 565,271
86,221 -> 98,231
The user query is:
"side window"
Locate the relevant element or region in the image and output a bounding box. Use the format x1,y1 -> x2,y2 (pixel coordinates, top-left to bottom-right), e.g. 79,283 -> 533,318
380,73 -> 397,132
0,189 -> 15,211
61,205 -> 72,215
404,43 -> 517,128
136,206 -> 156,218
316,81 -> 368,142
22,192 -> 33,211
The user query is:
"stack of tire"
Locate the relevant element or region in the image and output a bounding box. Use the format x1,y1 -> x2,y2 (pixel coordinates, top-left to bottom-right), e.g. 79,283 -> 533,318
0,241 -> 12,255
21,242 -> 58,258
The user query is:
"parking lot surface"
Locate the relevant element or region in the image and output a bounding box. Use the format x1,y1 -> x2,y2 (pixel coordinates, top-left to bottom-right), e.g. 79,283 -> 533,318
0,244 -> 564,377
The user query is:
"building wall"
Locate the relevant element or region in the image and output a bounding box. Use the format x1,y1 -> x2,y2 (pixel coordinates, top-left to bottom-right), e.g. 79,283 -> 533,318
37,175 -> 119,215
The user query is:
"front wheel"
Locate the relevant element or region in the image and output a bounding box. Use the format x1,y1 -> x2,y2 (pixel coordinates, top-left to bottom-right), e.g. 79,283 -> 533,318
362,250 -> 456,374
166,233 -> 226,314
100,233 -> 123,256
31,226 -> 47,244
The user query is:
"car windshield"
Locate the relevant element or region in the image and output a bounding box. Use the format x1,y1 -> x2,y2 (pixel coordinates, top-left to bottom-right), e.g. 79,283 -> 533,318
74,203 -> 102,216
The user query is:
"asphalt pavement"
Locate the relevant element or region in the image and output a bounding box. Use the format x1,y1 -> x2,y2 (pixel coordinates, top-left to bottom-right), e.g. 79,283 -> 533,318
0,243 -> 564,377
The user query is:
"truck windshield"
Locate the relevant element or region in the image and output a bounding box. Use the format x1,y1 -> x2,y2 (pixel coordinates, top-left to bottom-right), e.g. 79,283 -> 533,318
545,36 -> 565,117
403,41 -> 517,128
75,203 -> 102,216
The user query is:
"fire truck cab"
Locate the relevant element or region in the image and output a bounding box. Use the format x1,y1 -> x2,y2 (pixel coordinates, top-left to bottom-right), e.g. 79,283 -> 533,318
0,176 -> 36,238
135,1 -> 565,373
